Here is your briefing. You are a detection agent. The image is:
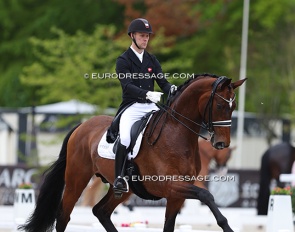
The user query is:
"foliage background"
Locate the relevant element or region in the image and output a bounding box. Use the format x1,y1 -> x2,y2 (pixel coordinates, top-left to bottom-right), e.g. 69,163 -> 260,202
1,0 -> 295,120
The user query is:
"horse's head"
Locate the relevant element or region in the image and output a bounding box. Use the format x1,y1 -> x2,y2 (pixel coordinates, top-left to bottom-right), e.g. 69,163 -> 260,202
199,76 -> 246,149
166,74 -> 246,150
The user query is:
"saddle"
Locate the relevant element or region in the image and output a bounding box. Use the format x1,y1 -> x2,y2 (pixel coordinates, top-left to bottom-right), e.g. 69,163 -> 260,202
112,110 -> 154,155
106,105 -> 129,144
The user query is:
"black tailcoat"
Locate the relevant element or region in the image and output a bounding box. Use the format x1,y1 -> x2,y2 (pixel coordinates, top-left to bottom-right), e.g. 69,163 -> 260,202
116,47 -> 172,113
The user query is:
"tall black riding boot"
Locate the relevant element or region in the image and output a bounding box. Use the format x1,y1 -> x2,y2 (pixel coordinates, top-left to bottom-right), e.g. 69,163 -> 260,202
113,142 -> 129,196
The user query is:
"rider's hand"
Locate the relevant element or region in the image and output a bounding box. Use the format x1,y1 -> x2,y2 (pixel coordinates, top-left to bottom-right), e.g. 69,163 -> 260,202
170,85 -> 177,94
146,91 -> 163,103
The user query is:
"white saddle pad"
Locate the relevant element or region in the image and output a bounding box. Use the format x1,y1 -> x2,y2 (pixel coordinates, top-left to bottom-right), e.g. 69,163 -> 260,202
97,119 -> 151,160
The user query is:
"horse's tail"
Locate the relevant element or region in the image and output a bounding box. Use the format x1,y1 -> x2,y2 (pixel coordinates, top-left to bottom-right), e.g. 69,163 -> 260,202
18,124 -> 81,232
256,149 -> 271,215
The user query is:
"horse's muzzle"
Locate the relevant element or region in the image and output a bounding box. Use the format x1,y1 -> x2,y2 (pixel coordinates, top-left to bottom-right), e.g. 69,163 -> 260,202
210,134 -> 229,149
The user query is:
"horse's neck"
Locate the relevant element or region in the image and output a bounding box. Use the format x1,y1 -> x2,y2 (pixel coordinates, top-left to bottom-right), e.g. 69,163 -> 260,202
170,83 -> 204,131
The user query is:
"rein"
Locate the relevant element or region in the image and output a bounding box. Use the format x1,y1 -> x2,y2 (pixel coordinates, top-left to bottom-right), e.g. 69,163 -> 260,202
151,76 -> 233,142
156,103 -> 209,140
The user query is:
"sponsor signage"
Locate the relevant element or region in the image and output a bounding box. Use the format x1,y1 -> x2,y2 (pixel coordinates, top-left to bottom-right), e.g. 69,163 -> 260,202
0,166 -> 40,205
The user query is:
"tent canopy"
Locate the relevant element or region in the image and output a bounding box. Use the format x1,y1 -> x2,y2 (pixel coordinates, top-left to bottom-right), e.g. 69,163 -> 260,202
33,99 -> 98,114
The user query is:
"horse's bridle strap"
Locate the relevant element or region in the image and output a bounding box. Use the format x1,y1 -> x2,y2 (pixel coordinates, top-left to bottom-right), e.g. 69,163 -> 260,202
212,120 -> 232,127
203,76 -> 229,132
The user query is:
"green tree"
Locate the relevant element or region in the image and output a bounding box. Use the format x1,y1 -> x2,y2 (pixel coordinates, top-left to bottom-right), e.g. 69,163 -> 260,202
0,0 -> 124,107
246,0 -> 295,117
20,25 -> 127,109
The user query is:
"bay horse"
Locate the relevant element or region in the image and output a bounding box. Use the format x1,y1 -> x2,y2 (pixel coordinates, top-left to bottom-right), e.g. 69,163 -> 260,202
18,74 -> 246,232
195,139 -> 235,189
257,142 -> 295,215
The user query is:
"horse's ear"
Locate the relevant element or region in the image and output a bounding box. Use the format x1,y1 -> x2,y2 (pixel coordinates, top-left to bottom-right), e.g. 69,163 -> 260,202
220,78 -> 232,90
231,78 -> 247,89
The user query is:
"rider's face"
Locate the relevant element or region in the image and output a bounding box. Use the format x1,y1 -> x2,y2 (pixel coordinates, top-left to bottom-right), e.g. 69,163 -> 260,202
132,32 -> 150,49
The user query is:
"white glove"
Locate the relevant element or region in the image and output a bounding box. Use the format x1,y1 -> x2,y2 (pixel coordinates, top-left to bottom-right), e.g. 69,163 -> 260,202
170,85 -> 177,94
146,91 -> 163,103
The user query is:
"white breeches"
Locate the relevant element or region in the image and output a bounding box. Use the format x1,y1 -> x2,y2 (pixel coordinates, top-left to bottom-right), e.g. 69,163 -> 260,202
119,102 -> 159,147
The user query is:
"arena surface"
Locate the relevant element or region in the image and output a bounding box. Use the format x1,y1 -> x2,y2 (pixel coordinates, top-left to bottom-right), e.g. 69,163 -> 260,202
0,199 -> 286,232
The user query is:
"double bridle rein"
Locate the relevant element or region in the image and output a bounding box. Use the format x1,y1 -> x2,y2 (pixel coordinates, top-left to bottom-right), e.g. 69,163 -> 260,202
155,76 -> 235,141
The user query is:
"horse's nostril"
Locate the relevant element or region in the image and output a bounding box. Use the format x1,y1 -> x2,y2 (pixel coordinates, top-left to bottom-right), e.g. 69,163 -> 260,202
214,142 -> 225,150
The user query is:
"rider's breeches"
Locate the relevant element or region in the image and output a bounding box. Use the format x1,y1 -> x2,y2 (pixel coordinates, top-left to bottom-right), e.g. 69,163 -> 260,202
119,102 -> 159,147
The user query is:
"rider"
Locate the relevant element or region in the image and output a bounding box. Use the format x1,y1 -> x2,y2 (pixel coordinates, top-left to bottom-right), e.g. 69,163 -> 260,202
113,18 -> 177,194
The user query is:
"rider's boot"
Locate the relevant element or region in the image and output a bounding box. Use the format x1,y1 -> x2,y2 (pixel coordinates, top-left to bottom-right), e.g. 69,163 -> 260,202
113,142 -> 129,198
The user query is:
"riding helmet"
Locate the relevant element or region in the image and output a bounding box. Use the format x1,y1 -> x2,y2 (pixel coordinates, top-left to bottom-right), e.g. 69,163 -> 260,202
127,18 -> 153,36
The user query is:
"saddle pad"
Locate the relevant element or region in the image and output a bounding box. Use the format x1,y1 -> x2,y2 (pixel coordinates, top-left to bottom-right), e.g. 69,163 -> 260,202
97,121 -> 150,160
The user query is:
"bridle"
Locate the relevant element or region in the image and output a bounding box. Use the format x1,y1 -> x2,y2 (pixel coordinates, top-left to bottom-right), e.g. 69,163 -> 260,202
202,76 -> 234,136
156,76 -> 234,141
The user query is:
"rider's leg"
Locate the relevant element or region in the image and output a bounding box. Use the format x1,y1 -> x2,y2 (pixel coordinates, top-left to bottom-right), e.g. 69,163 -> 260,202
113,140 -> 129,193
113,103 -> 160,195
113,107 -> 134,195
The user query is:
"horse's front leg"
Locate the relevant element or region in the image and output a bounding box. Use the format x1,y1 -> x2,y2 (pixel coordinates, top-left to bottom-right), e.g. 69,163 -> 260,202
92,185 -> 132,232
163,198 -> 185,232
170,182 -> 233,232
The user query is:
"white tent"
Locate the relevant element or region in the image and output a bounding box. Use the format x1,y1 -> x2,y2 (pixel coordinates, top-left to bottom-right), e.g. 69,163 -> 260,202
33,99 -> 98,114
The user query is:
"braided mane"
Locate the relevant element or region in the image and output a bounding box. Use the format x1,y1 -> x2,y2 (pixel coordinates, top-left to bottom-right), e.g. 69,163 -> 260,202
166,73 -> 220,106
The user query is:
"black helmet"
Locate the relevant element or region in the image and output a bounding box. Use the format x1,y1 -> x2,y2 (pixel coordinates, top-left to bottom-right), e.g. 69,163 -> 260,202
127,18 -> 153,36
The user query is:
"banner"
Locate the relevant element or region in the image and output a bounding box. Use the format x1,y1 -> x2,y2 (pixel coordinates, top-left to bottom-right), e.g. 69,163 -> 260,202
0,166 -> 40,205
208,169 -> 260,208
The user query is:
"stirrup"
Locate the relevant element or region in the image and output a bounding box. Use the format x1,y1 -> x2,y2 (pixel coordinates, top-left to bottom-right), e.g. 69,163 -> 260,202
113,176 -> 129,193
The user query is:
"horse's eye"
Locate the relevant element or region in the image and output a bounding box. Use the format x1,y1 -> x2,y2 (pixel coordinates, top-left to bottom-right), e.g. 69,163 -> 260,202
217,103 -> 223,110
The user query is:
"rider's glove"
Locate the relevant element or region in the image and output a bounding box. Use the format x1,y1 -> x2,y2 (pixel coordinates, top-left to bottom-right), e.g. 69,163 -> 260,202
170,85 -> 177,94
146,91 -> 163,103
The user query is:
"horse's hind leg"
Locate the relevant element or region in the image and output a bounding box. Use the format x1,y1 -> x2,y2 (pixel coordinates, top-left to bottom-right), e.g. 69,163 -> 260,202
170,182 -> 233,232
163,198 -> 185,232
92,185 -> 132,232
55,170 -> 93,232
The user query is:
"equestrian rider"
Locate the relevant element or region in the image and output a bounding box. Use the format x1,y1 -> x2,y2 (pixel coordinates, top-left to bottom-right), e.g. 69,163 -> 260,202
113,18 -> 177,194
